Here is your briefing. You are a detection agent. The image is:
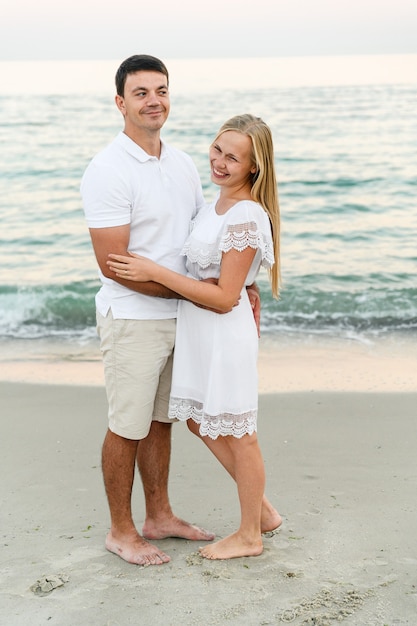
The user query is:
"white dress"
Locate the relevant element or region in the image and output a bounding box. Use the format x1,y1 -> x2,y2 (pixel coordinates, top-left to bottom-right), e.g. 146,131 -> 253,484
168,198 -> 274,439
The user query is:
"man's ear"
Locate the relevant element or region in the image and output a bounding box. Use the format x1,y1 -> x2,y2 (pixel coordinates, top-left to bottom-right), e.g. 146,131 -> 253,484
115,95 -> 126,116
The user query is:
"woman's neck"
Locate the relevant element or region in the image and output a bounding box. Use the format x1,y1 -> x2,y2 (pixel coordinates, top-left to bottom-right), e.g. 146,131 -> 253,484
215,187 -> 252,215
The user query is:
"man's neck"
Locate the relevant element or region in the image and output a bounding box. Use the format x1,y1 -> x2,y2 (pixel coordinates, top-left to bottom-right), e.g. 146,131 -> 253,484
123,128 -> 162,158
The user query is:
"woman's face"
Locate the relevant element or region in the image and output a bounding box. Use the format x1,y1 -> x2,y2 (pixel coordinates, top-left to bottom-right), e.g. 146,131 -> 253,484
209,131 -> 256,189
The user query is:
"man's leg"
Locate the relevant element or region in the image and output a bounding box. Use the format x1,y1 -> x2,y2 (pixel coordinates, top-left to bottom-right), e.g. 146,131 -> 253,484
139,421 -> 215,541
136,421 -> 171,520
102,428 -> 170,565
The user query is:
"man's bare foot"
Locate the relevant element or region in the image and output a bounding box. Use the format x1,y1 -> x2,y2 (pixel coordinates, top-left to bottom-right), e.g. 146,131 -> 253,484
199,532 -> 263,560
261,498 -> 282,534
105,531 -> 170,566
142,515 -> 215,542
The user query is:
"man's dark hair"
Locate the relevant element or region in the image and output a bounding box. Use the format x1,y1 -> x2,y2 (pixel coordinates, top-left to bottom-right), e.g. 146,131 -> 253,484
115,54 -> 169,96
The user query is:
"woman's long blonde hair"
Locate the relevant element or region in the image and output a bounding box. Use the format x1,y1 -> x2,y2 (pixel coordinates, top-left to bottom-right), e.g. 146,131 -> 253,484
215,114 -> 281,298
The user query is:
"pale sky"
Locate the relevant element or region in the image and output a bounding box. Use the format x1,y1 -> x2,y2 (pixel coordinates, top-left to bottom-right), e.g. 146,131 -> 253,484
1,0 -> 417,61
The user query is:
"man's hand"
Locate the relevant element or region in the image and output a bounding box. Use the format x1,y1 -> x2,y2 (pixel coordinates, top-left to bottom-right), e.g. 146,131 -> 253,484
246,285 -> 261,337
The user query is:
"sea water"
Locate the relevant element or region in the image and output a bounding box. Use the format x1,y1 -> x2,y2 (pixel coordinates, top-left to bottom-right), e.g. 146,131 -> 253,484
0,56 -> 416,361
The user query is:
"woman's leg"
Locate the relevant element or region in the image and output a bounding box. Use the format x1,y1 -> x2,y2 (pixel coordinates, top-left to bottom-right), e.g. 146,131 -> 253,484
187,420 -> 281,533
199,433 -> 266,560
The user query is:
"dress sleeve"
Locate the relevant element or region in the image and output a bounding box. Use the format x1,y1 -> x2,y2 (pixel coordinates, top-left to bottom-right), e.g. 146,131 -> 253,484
219,201 -> 275,268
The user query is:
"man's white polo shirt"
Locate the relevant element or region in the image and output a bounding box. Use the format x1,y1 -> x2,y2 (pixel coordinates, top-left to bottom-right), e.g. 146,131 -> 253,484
81,131 -> 204,320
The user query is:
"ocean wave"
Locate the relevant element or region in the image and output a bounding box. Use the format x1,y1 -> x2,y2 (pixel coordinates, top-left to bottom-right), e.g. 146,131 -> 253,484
1,281 -> 415,342
0,282 -> 97,339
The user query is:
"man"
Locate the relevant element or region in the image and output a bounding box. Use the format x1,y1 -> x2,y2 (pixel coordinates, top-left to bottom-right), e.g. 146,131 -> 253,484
81,55 -> 215,566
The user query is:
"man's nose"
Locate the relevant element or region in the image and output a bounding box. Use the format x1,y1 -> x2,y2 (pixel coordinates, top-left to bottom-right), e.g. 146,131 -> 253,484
147,91 -> 160,105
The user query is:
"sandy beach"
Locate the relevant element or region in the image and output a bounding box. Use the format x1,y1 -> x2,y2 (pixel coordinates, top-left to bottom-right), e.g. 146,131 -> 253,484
1,337 -> 416,625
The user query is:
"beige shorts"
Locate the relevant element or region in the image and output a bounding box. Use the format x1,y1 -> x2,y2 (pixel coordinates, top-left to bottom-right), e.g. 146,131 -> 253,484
96,310 -> 176,440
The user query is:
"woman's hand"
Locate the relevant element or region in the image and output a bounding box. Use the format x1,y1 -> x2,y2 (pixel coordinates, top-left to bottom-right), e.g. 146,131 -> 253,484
107,252 -> 157,282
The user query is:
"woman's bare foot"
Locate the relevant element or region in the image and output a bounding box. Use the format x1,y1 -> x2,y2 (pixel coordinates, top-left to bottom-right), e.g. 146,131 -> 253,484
261,498 -> 282,534
142,515 -> 215,542
199,532 -> 263,560
105,531 -> 170,566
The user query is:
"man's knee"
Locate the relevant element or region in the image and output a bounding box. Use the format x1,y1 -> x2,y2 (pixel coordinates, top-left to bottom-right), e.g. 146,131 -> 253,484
142,420 -> 172,445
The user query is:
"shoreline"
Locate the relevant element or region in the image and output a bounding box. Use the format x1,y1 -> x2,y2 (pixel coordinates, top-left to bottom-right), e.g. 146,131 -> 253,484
0,333 -> 415,392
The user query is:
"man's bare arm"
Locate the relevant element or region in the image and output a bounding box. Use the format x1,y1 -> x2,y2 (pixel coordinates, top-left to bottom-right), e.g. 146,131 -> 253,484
89,226 -> 179,299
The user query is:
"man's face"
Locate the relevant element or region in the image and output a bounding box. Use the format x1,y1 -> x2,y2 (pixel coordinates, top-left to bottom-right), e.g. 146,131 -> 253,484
116,70 -> 170,134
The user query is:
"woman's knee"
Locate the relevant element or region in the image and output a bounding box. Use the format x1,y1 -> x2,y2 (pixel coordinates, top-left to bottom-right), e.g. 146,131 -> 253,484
187,419 -> 201,437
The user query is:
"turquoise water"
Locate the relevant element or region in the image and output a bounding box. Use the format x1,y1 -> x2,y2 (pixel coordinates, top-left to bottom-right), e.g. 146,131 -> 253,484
1,60 -> 416,350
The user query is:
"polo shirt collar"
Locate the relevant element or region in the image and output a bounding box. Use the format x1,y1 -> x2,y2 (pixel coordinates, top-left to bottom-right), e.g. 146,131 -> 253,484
117,131 -> 167,162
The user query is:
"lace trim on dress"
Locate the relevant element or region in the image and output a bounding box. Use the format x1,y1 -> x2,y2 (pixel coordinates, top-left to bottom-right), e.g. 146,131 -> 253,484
221,222 -> 274,267
169,397 -> 257,440
182,221 -> 274,269
182,240 -> 221,269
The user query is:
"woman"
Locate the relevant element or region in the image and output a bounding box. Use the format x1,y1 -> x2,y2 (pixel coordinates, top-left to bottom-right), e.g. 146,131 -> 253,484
108,114 -> 281,560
